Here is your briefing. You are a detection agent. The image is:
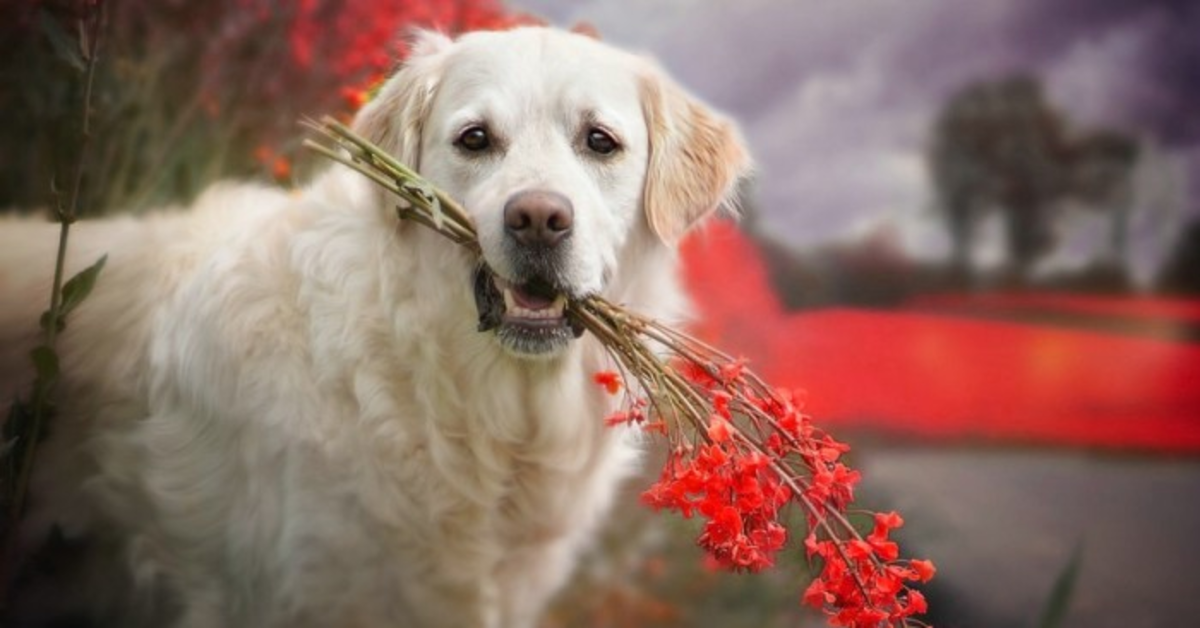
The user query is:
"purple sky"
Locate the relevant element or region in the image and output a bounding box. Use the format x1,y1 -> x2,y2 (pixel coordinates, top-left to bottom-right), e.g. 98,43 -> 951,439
511,0 -> 1198,282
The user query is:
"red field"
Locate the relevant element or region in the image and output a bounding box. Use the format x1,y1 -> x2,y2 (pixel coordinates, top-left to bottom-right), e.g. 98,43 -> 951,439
681,223 -> 1200,453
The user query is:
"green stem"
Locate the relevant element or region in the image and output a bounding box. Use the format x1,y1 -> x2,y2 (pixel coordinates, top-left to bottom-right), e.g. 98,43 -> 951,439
2,0 -> 105,604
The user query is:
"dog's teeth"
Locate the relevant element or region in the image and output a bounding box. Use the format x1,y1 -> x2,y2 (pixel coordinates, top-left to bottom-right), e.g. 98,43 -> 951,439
502,291 -> 568,321
513,306 -> 544,319
505,304 -> 565,320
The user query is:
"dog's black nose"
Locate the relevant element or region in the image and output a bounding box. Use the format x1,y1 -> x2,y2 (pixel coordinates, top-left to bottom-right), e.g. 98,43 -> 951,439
504,190 -> 574,248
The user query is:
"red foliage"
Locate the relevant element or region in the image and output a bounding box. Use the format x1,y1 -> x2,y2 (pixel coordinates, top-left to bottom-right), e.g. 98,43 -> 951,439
279,0 -> 539,109
198,0 -> 541,181
680,221 -> 1200,453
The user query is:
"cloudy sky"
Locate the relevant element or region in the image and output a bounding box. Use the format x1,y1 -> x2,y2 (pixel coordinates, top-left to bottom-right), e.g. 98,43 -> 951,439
510,0 -> 1198,280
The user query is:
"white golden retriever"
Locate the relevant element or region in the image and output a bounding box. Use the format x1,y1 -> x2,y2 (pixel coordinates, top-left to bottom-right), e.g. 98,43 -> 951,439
0,27 -> 748,627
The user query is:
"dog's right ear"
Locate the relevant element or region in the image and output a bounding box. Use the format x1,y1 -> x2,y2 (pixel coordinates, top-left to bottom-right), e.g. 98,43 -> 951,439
351,30 -> 453,171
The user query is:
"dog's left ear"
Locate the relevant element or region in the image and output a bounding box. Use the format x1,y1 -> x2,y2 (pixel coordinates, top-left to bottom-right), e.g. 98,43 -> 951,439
640,64 -> 752,245
352,30 -> 453,170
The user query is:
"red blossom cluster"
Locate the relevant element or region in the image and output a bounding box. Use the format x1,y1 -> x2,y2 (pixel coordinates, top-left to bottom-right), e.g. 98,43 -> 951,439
594,356 -> 936,627
644,442 -> 790,572
253,145 -> 293,182
282,0 -> 538,108
217,0 -> 540,181
802,512 -> 936,626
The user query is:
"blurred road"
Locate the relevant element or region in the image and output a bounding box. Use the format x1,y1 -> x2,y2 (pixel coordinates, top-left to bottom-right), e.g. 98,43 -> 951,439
862,448 -> 1200,628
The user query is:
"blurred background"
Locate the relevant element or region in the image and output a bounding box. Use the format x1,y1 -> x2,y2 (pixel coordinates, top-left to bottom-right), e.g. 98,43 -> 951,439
2,0 -> 1198,626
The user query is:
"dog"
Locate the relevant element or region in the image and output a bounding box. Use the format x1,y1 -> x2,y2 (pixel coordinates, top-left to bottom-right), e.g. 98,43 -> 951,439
0,27 -> 749,627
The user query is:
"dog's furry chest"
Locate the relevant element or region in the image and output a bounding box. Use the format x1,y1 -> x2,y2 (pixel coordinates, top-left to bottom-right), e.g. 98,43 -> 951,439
242,349 -> 637,627
341,338 -> 629,542
207,274 -> 632,608
103,293 -> 636,626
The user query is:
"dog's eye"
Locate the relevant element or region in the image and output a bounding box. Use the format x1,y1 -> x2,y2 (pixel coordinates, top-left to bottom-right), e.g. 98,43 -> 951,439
586,128 -> 620,155
456,126 -> 491,152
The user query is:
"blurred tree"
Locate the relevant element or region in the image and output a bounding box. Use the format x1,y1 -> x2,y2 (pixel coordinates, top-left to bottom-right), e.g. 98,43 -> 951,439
928,74 -> 1139,284
1159,223 -> 1200,294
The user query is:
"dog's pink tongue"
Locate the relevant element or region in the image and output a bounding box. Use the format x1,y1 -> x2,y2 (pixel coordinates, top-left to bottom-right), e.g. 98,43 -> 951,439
513,286 -> 555,310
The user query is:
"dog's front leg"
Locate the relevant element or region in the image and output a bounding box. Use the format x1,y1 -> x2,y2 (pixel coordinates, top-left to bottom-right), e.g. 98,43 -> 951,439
493,537 -> 579,628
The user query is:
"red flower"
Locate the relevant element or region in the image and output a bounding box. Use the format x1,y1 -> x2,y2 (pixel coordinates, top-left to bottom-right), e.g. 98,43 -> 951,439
910,559 -> 937,583
340,85 -> 370,110
718,358 -> 746,382
677,359 -> 719,388
706,415 -> 732,443
904,589 -> 928,615
593,370 -> 622,395
603,411 -> 632,427
803,578 -> 833,608
867,511 -> 903,562
271,157 -> 291,182
642,420 -> 668,435
712,390 -> 732,418
846,539 -> 874,561
874,511 -> 904,531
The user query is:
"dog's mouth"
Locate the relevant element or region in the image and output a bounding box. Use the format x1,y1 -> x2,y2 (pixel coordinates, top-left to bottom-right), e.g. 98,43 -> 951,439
473,265 -> 585,356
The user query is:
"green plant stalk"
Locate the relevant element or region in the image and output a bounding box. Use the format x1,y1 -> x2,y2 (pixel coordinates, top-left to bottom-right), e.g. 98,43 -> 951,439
2,1 -> 105,595
1037,544 -> 1083,628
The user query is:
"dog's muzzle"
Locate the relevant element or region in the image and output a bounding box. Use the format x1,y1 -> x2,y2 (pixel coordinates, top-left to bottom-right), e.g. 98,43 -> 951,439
473,264 -> 585,356
471,189 -> 586,356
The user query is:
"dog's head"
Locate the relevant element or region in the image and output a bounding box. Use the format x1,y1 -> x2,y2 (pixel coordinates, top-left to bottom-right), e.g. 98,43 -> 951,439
353,27 -> 749,357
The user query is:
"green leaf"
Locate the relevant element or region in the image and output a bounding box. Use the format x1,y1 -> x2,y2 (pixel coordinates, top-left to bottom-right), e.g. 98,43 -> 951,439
1037,543 -> 1083,628
29,345 -> 60,386
59,254 -> 108,319
38,9 -> 85,72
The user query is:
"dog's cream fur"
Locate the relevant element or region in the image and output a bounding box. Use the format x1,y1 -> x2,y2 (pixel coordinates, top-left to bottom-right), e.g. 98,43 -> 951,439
0,27 -> 748,627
